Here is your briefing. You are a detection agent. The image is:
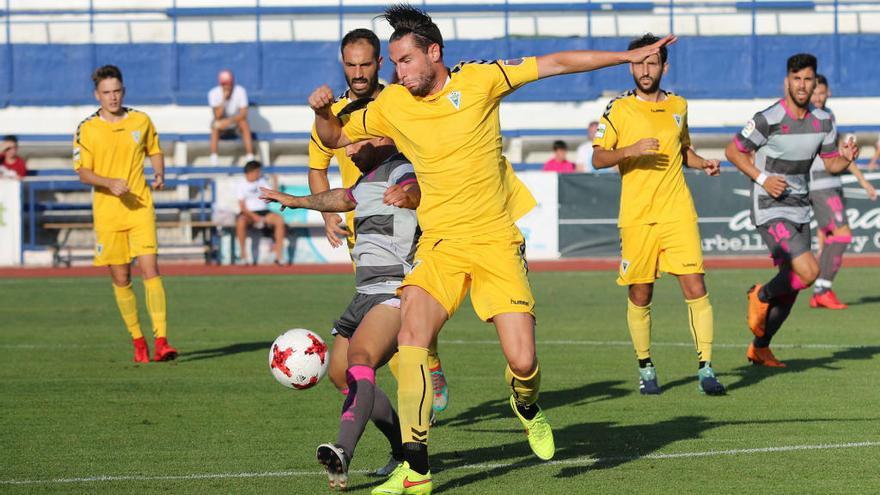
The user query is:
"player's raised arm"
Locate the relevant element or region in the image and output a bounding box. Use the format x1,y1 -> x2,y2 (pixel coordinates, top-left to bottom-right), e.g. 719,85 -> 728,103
259,186 -> 356,213
310,85 -> 352,149
536,34 -> 676,79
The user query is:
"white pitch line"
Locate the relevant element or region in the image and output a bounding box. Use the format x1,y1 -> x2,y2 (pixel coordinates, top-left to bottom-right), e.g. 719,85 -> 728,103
2,441 -> 879,486
0,340 -> 875,350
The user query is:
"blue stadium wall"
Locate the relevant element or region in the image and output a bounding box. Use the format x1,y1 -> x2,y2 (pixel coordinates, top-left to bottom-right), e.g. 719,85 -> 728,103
2,34 -> 879,107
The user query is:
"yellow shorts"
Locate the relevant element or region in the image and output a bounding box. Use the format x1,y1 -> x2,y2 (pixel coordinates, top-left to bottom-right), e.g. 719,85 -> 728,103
401,226 -> 535,321
617,220 -> 704,286
94,218 -> 158,266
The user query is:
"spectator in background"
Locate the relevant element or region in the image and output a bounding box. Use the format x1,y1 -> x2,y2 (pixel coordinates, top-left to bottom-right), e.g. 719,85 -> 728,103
575,121 -> 599,172
235,160 -> 286,265
543,140 -> 576,173
209,70 -> 254,166
868,134 -> 880,170
1,135 -> 27,179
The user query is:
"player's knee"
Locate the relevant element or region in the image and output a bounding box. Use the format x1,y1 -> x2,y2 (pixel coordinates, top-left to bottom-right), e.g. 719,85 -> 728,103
111,274 -> 131,287
507,353 -> 537,378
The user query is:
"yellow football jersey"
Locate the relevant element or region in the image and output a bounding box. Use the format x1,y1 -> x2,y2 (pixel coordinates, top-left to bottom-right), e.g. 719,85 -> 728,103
341,57 -> 539,238
501,157 -> 536,222
73,108 -> 161,231
594,91 -> 697,228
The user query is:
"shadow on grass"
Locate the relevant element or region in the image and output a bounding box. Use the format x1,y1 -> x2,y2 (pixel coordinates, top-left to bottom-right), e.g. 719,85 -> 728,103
723,345 -> 880,392
437,380 -> 631,429
844,295 -> 880,306
427,415 -> 874,492
178,341 -> 273,362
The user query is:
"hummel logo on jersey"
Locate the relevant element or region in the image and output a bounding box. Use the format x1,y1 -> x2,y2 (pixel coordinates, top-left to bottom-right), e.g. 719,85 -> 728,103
131,130 -> 141,144
510,299 -> 529,306
447,90 -> 461,110
673,114 -> 682,127
651,108 -> 666,113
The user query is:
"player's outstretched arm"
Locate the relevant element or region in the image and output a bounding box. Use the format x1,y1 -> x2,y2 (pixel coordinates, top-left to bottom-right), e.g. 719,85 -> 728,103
725,140 -> 787,198
259,186 -> 356,213
308,168 -> 348,248
536,34 -> 676,79
310,85 -> 351,149
847,162 -> 877,200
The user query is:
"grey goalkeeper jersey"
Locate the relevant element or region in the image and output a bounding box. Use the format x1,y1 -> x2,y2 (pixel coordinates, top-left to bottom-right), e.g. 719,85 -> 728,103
348,153 -> 420,295
734,99 -> 838,226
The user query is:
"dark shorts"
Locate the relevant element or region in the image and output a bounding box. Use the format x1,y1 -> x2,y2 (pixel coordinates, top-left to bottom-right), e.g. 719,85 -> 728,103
757,219 -> 812,266
332,292 -> 400,339
810,187 -> 848,234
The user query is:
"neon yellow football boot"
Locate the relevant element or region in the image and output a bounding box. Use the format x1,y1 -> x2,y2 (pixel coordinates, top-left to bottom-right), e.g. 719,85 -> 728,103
509,395 -> 555,461
371,461 -> 432,495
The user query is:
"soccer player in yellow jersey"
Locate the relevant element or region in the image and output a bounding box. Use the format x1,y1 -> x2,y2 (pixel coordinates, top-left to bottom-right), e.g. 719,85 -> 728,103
310,29 -> 452,430
73,65 -> 177,364
592,34 -> 724,396
309,6 -> 674,494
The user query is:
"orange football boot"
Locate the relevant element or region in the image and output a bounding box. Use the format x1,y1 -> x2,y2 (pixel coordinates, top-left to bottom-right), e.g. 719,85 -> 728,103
747,343 -> 786,368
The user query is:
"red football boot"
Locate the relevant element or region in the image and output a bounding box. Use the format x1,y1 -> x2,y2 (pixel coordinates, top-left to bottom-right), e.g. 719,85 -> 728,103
133,337 -> 150,364
809,290 -> 848,310
153,337 -> 178,362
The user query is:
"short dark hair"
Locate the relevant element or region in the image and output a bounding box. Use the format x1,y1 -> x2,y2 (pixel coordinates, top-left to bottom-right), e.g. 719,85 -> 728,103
2,135 -> 17,144
552,140 -> 568,151
628,34 -> 667,64
383,4 -> 444,56
244,160 -> 262,174
92,65 -> 123,88
341,28 -> 381,60
787,53 -> 817,74
816,73 -> 829,87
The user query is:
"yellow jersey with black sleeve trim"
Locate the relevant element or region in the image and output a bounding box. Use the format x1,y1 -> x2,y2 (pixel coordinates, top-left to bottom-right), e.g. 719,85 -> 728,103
73,108 -> 161,231
593,90 -> 697,228
308,92 -> 368,190
340,57 -> 540,238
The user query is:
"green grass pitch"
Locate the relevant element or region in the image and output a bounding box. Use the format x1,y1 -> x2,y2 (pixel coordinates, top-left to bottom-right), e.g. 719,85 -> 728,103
2,268 -> 879,494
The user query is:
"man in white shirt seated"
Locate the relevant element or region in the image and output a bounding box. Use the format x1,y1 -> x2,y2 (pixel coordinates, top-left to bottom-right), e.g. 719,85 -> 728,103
209,69 -> 255,166
235,160 -> 286,264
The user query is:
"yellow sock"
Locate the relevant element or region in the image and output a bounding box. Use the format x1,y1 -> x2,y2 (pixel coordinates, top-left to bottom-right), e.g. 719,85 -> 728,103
143,276 -> 167,339
397,345 -> 431,445
112,283 -> 143,340
427,336 -> 441,370
387,352 -> 399,381
505,364 -> 541,407
686,294 -> 714,363
627,299 -> 652,360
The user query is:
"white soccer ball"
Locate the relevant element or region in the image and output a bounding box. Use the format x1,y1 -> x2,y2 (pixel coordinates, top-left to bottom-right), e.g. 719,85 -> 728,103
269,328 -> 329,390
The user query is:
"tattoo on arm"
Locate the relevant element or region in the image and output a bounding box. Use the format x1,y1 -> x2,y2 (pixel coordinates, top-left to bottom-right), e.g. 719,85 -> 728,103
300,188 -> 356,212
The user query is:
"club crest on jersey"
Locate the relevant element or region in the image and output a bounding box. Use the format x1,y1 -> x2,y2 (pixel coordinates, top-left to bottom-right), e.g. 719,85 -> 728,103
131,130 -> 141,144
673,114 -> 682,128
96,243 -> 103,256
741,119 -> 756,138
447,90 -> 461,110
621,259 -> 630,274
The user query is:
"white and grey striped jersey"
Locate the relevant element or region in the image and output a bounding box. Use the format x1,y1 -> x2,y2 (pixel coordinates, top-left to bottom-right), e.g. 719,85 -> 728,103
733,99 -> 838,226
347,153 -> 420,295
